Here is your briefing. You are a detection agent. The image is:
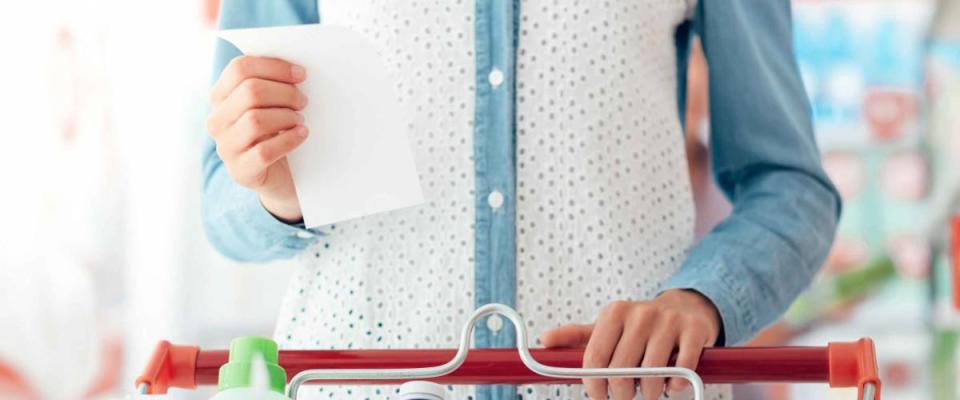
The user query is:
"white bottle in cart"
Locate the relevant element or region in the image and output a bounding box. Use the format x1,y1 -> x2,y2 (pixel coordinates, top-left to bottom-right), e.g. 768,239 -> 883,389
398,381 -> 448,400
210,337 -> 291,400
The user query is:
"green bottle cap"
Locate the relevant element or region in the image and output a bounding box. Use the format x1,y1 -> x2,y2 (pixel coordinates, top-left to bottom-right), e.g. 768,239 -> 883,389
218,336 -> 287,394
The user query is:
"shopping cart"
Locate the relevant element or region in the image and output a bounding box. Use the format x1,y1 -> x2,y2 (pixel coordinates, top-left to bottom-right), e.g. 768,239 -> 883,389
135,304 -> 881,400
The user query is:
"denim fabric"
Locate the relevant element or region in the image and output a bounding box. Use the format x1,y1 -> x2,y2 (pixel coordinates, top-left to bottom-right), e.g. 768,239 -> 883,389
660,0 -> 840,346
202,0 -> 840,382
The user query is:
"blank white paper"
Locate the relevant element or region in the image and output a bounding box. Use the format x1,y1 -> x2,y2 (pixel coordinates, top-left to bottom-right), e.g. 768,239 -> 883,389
219,24 -> 423,228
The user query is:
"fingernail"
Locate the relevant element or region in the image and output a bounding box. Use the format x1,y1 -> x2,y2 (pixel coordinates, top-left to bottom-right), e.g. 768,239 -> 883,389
291,64 -> 306,80
296,113 -> 305,124
295,126 -> 308,138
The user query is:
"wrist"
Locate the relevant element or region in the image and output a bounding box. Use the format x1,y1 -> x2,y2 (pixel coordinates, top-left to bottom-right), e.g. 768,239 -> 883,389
259,193 -> 303,224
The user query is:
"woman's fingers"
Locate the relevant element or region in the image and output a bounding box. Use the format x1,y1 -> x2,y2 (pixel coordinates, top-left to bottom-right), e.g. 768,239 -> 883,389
666,330 -> 709,396
638,328 -> 678,400
583,302 -> 630,399
539,324 -> 594,348
211,78 -> 308,130
211,56 -> 306,105
554,293 -> 721,400
249,126 -> 309,169
232,126 -> 308,188
218,108 -> 303,153
606,314 -> 651,400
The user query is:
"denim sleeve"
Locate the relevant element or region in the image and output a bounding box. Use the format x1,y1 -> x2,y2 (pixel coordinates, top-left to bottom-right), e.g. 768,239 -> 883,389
661,0 -> 842,345
201,0 -> 321,262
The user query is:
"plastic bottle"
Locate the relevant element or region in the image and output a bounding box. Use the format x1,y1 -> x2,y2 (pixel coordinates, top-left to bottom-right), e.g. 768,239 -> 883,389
210,337 -> 289,400
398,381 -> 447,400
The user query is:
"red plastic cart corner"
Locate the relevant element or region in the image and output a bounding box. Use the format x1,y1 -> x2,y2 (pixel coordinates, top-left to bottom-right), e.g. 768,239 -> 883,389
828,338 -> 881,400
134,340 -> 200,395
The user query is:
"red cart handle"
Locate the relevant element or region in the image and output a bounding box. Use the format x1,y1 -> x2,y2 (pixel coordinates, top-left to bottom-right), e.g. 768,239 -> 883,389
136,338 -> 879,399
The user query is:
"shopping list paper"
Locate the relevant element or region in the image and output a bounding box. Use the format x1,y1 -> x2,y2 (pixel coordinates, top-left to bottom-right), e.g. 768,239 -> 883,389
219,25 -> 423,228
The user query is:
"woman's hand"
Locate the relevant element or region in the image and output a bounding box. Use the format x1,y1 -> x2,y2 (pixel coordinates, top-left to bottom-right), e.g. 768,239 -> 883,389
540,290 -> 722,400
206,55 -> 309,222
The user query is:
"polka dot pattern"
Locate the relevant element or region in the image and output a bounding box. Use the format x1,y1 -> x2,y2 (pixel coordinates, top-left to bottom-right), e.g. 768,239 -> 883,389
274,0 -> 728,399
275,1 -> 478,399
514,0 -> 716,398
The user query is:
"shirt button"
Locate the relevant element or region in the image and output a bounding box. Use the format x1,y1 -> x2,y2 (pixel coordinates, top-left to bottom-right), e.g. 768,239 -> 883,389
488,68 -> 504,89
295,230 -> 314,239
486,315 -> 504,333
487,190 -> 504,209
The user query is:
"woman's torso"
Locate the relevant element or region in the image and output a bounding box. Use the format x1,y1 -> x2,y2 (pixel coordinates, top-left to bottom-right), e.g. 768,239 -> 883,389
275,1 -> 726,398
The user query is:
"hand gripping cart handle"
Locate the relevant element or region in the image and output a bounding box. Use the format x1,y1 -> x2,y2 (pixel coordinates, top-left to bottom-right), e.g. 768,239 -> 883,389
136,304 -> 881,400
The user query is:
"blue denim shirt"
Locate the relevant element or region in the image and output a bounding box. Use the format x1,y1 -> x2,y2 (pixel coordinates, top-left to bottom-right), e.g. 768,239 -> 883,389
203,0 -> 839,362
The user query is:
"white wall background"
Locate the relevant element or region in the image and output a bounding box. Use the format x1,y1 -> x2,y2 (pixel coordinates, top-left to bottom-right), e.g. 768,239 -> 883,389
0,1 -> 293,398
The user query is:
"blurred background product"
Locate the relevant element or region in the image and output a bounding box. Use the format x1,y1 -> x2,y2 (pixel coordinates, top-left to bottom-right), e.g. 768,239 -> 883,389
686,0 -> 960,399
787,3 -> 935,399
0,0 -> 957,399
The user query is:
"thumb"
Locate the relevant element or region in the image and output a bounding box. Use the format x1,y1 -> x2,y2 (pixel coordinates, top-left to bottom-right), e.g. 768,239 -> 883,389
539,324 -> 594,348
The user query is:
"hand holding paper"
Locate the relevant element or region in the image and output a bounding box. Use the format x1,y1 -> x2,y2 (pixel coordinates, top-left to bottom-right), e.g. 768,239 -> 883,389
218,24 -> 424,228
206,54 -> 310,223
